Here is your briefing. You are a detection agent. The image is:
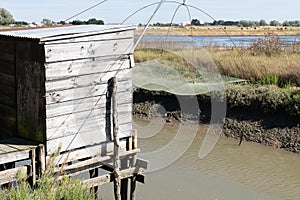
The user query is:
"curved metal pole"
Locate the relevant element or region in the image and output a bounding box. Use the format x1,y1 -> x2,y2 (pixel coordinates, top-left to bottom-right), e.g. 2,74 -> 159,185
131,0 -> 165,51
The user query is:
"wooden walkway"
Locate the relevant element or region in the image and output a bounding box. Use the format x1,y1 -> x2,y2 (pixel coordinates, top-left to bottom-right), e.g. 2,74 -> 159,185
0,133 -> 147,200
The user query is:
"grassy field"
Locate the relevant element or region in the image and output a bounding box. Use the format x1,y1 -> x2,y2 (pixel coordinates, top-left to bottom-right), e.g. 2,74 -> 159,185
135,35 -> 300,87
136,26 -> 300,36
209,46 -> 300,87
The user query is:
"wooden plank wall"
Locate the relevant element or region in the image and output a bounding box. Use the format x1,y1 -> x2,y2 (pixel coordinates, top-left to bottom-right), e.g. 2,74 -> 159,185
15,38 -> 46,143
44,30 -> 134,154
0,36 -> 16,139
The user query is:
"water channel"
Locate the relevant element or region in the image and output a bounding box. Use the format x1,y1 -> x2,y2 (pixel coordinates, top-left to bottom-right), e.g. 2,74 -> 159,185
100,119 -> 300,200
140,35 -> 300,47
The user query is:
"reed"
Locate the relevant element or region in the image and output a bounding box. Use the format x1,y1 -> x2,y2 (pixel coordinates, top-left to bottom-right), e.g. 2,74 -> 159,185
210,48 -> 300,87
135,35 -> 300,87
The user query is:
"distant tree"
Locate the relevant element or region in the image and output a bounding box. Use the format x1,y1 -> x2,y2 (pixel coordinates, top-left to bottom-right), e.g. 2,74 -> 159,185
294,20 -> 300,27
211,20 -> 223,26
259,19 -> 267,26
58,21 -> 66,25
270,20 -> 281,26
86,18 -> 104,25
70,18 -> 104,25
283,21 -> 290,27
0,8 -> 14,25
239,20 -> 251,27
14,21 -> 28,26
203,22 -> 212,26
289,20 -> 300,27
223,21 -> 239,26
191,19 -> 201,26
153,22 -> 162,26
41,18 -> 53,26
70,20 -> 84,25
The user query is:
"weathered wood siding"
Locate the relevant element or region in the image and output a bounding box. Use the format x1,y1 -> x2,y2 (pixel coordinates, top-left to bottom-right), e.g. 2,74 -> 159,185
15,39 -> 46,143
44,29 -> 134,153
0,36 -> 16,139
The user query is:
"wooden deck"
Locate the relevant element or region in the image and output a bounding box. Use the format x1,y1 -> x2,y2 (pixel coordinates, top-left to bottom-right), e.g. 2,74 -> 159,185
0,134 -> 147,200
0,137 -> 39,165
0,137 -> 39,185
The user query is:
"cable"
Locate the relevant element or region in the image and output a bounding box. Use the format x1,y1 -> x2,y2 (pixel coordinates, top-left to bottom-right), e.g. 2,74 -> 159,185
63,0 -> 110,22
132,0 -> 165,52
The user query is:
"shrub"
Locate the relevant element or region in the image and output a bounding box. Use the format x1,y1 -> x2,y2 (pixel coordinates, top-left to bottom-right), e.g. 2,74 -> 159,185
0,154 -> 95,200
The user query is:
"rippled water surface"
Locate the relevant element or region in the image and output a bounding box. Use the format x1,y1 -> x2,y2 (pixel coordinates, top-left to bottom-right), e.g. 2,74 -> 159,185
100,119 -> 300,200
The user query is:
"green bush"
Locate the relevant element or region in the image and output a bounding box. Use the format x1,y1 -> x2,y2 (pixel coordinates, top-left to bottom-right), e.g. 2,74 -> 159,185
226,84 -> 300,117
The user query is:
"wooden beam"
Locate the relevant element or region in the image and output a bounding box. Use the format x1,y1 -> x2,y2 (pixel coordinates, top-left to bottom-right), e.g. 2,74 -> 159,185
135,159 -> 149,170
48,140 -> 135,166
54,149 -> 140,176
45,58 -> 130,82
0,165 -> 30,185
82,167 -> 145,187
136,174 -> 146,184
0,149 -> 31,165
44,38 -> 133,63
43,29 -> 134,45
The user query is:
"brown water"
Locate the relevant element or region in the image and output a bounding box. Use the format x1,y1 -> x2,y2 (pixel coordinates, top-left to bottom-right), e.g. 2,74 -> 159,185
100,119 -> 300,200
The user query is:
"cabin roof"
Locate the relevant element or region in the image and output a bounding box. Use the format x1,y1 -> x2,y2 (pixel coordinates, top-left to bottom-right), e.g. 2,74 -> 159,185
0,25 -> 136,42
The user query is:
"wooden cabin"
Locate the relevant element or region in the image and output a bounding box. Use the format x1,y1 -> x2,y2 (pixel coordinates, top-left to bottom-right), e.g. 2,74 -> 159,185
0,25 -> 146,197
0,25 -> 135,153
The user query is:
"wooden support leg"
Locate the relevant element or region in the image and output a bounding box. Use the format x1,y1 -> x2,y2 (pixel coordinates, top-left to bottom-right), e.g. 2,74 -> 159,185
38,144 -> 46,175
130,131 -> 138,200
120,136 -> 132,200
30,149 -> 36,187
130,176 -> 137,200
121,179 -> 129,200
89,168 -> 99,199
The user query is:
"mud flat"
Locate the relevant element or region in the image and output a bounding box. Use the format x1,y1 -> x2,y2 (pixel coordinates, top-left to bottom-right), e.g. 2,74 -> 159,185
133,87 -> 300,153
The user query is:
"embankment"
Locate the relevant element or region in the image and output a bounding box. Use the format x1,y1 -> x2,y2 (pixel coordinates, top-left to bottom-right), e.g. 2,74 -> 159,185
133,85 -> 300,153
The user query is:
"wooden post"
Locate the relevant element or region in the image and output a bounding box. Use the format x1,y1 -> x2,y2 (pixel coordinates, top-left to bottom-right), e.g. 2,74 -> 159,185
120,136 -> 132,200
130,130 -> 138,200
112,77 -> 121,200
89,168 -> 99,199
30,149 -> 36,186
38,144 -> 46,174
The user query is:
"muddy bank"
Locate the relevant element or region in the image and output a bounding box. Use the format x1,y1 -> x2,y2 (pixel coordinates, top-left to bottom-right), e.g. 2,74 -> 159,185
133,88 -> 300,153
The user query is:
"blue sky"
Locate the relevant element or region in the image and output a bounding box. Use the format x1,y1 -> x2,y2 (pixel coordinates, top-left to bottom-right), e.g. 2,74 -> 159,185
1,0 -> 299,24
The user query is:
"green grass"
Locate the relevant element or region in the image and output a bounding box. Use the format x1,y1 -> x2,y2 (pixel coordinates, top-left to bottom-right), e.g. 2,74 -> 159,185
135,35 -> 300,87
226,83 -> 300,117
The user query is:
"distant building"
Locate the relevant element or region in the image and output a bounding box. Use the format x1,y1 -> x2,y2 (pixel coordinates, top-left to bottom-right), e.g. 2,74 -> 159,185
181,21 -> 191,26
